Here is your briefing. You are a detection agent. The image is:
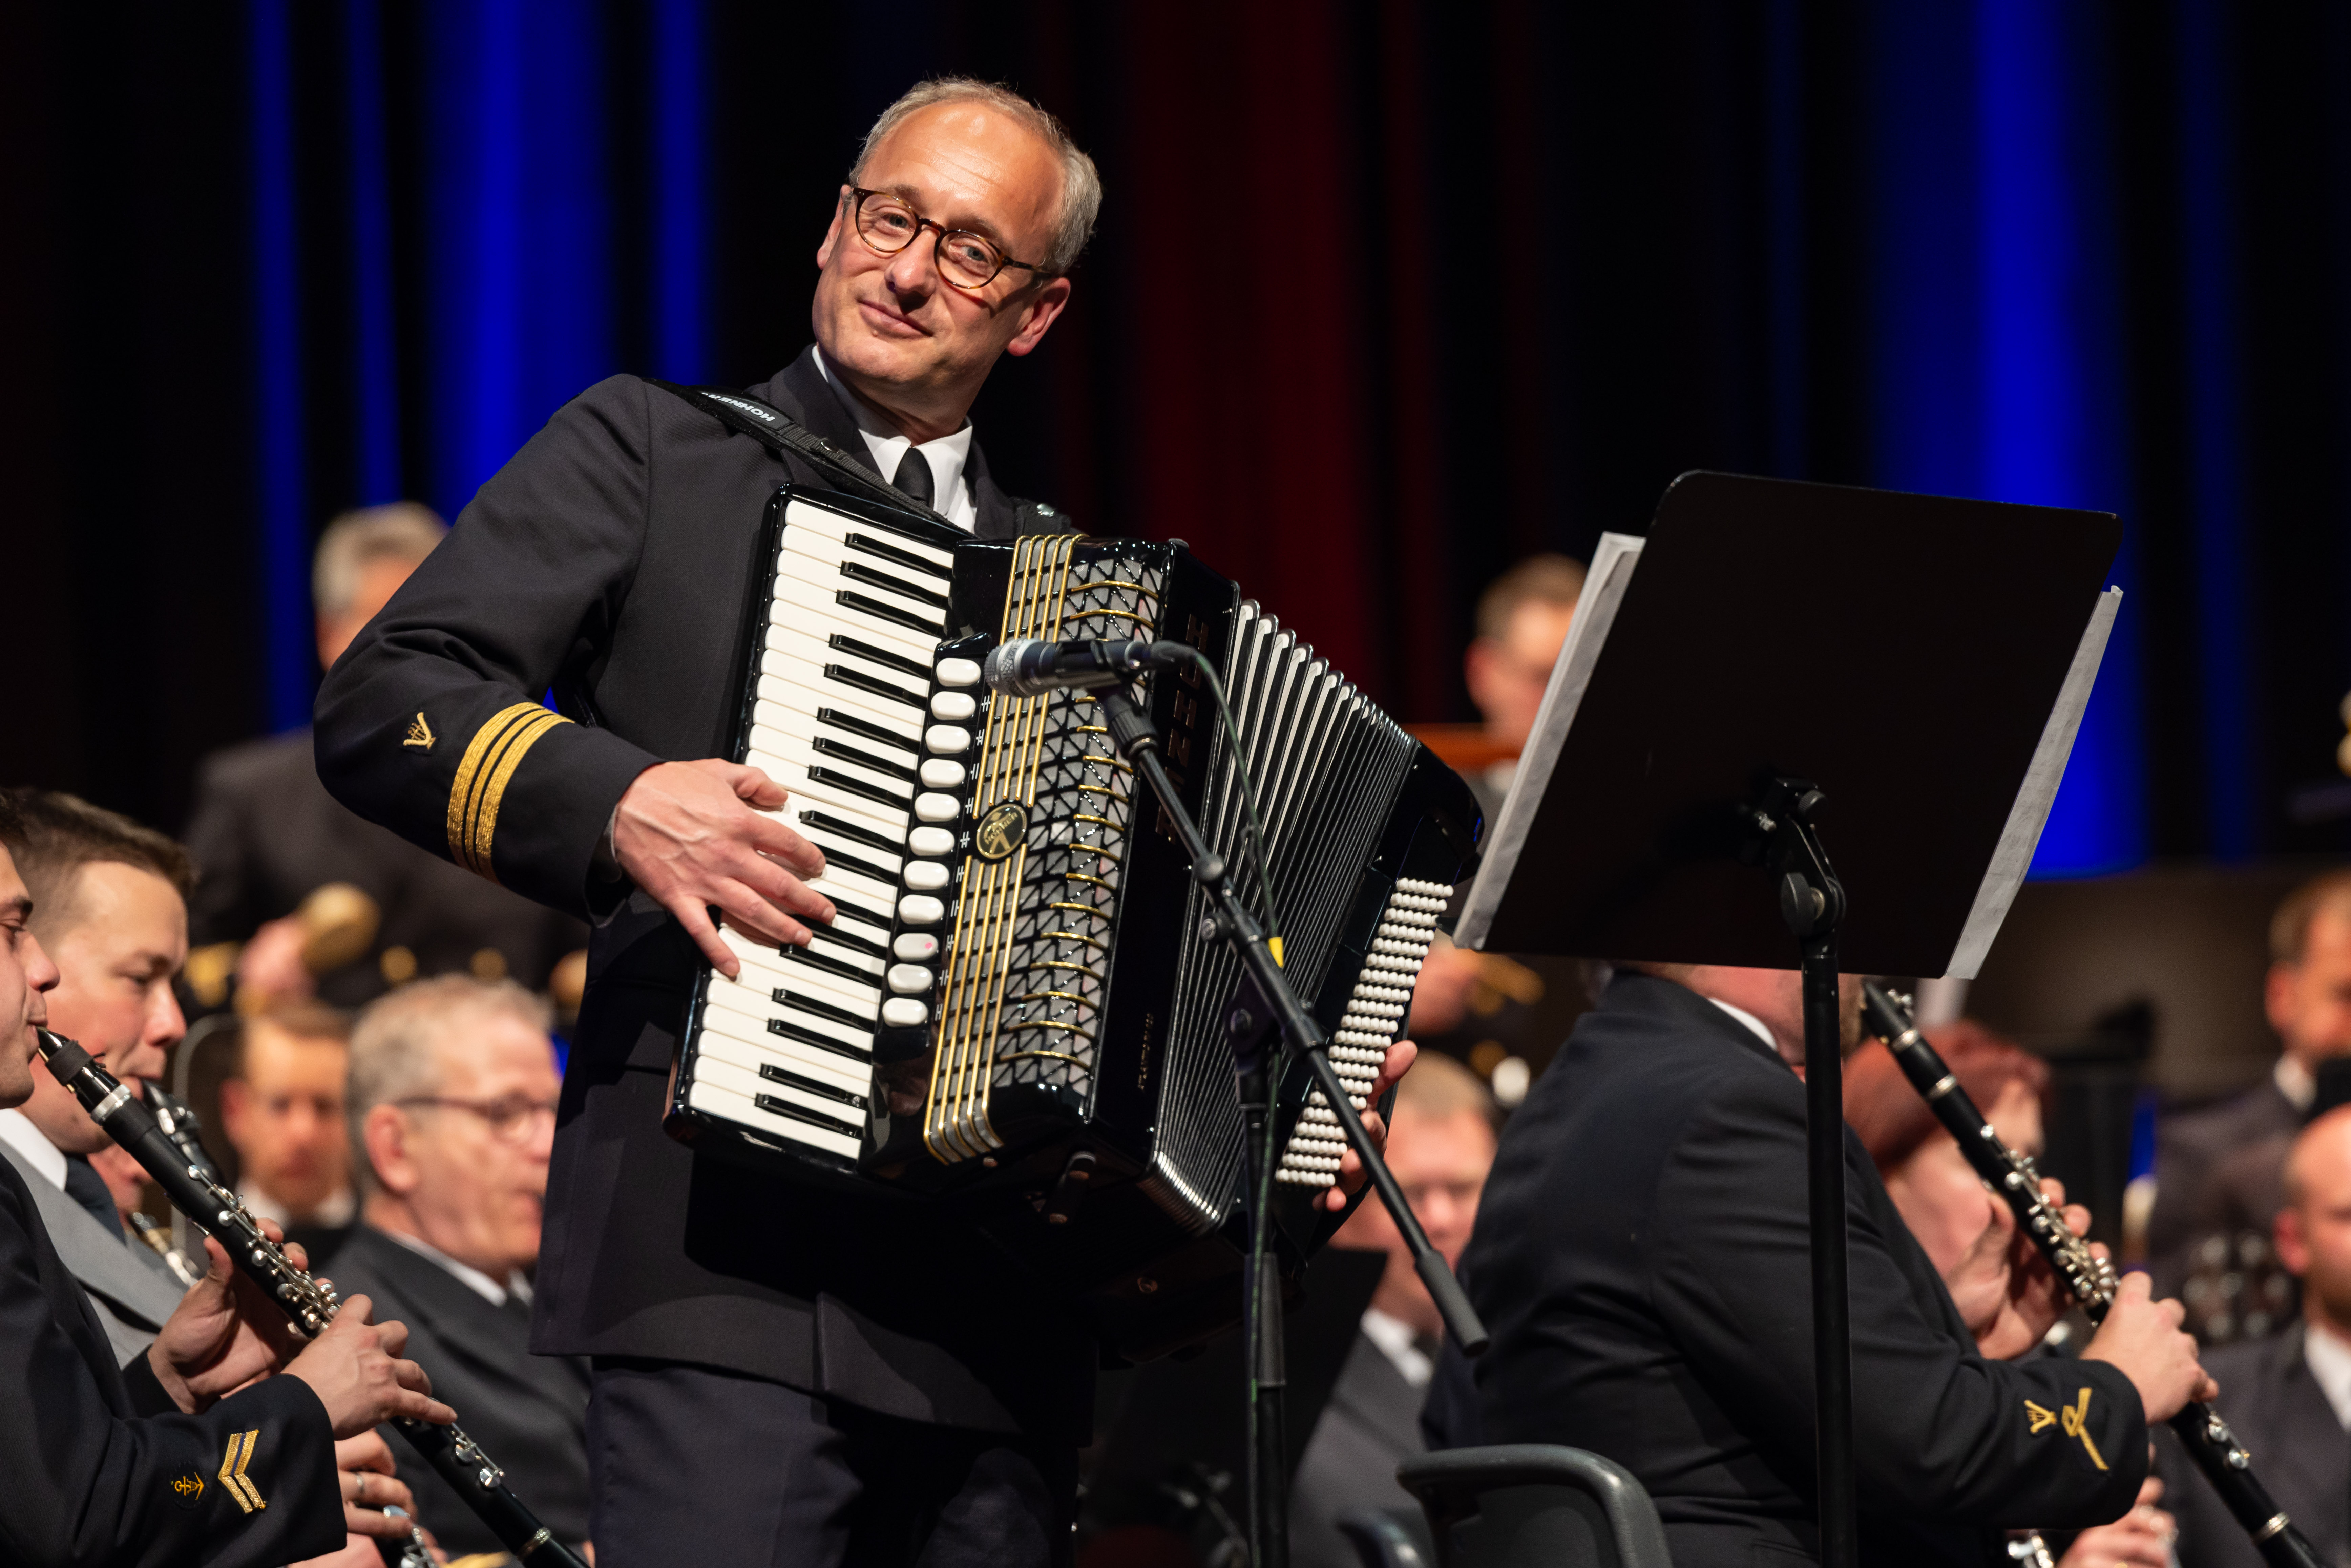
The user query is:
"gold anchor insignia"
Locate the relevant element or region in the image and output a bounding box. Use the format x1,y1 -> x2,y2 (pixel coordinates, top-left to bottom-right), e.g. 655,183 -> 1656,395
217,1429 -> 266,1513
2061,1387 -> 2108,1470
170,1471 -> 205,1507
403,712 -> 436,751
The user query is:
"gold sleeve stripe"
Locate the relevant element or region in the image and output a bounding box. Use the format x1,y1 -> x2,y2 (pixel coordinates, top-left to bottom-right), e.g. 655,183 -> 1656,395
217,1428 -> 265,1512
445,703 -> 573,881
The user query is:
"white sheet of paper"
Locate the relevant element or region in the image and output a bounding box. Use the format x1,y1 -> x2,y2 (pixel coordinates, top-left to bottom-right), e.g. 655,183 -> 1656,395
1453,531 -> 1646,951
1945,586 -> 2122,979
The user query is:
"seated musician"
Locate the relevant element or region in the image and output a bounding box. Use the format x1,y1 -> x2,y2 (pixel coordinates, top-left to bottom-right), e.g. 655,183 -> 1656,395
1845,1022 -> 2177,1568
311,77 -> 1410,1565
0,793 -> 453,1566
331,976 -> 590,1558
1459,962 -> 2213,1566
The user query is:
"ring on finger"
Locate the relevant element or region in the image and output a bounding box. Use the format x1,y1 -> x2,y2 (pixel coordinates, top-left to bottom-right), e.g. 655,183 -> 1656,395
354,1472 -> 368,1503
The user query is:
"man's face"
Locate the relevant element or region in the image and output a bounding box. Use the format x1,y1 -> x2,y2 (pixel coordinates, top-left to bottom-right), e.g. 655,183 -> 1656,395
2269,906 -> 2351,1068
369,1013 -> 559,1278
1464,601 -> 1577,754
810,101 -> 1072,429
19,861 -> 186,1153
0,848 -> 61,1110
318,554 -> 423,671
2276,1110 -> 2351,1330
1334,1105 -> 1497,1333
218,1021 -> 350,1215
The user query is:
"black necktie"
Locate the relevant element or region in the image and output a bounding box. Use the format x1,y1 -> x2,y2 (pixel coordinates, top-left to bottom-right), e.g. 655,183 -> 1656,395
62,1154 -> 126,1244
892,447 -> 936,510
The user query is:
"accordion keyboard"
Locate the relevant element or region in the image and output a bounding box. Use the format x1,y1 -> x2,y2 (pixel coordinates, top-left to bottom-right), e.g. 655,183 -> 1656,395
686,499 -> 965,1163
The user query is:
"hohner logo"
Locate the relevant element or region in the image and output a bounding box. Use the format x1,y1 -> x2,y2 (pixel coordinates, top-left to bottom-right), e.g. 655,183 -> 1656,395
973,801 -> 1026,862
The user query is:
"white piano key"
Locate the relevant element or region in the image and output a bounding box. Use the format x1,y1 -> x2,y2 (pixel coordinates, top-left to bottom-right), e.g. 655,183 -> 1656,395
751,698 -> 920,765
743,747 -> 912,839
777,515 -> 955,585
686,1076 -> 862,1161
786,811 -> 906,876
694,1011 -> 874,1098
770,564 -> 946,644
751,727 -> 915,806
717,934 -> 881,1014
782,501 -> 958,573
763,623 -> 928,707
753,667 -> 921,740
764,618 -> 939,694
703,982 -> 877,1056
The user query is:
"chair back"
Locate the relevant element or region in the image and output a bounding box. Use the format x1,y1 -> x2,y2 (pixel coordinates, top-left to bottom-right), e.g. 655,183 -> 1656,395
1336,1505 -> 1437,1568
1397,1445 -> 1671,1568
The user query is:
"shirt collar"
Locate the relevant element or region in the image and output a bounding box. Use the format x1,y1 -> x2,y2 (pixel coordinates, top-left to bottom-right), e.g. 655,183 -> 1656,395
2304,1319 -> 2351,1429
0,1109 -> 67,1191
1709,998 -> 1779,1054
376,1225 -> 529,1308
812,346 -> 977,530
2278,1054 -> 2317,1112
1359,1305 -> 1435,1389
237,1182 -> 355,1229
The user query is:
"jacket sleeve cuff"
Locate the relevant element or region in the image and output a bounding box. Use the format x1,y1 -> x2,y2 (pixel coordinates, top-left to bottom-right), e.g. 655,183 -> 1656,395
447,713 -> 661,921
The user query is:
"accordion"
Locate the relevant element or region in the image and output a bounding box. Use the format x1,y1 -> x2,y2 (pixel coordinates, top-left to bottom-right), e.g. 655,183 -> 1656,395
663,486 -> 1482,1356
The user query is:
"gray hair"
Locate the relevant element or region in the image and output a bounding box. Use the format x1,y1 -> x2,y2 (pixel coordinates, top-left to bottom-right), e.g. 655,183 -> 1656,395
312,503 -> 447,620
851,77 -> 1103,276
346,975 -> 552,1196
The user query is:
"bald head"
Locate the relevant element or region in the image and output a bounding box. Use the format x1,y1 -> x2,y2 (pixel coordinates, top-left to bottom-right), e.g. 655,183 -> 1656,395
2277,1106 -> 2351,1337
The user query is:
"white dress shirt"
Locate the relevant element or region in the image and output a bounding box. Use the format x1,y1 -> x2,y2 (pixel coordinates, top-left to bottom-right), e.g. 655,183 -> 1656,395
0,1109 -> 67,1191
236,1182 -> 355,1229
378,1225 -> 531,1309
2304,1318 -> 2351,1429
1359,1305 -> 1435,1389
1710,998 -> 1779,1054
813,348 -> 978,530
2278,1054 -> 2317,1113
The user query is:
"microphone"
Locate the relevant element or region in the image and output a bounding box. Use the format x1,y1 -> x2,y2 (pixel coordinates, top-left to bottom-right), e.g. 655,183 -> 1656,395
982,639 -> 1193,697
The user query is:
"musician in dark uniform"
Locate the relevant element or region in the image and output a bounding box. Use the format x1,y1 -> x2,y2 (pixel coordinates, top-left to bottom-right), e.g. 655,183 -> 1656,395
1460,964 -> 2214,1567
312,79 -> 1407,1566
0,796 -> 454,1567
183,503 -> 585,1013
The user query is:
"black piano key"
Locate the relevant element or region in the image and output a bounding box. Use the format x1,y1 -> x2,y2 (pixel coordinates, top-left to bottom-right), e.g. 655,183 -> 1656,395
807,764 -> 915,810
753,1088 -> 866,1138
817,705 -> 921,758
826,633 -> 933,682
839,559 -> 950,611
796,809 -> 907,858
822,661 -> 929,708
765,1015 -> 875,1063
845,530 -> 955,580
833,591 -> 944,640
810,735 -> 919,783
770,987 -> 876,1031
779,943 -> 881,988
757,1061 -> 869,1113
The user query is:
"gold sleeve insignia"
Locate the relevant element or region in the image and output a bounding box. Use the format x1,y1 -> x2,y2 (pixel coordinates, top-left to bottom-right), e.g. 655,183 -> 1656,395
404,712 -> 437,750
170,1470 -> 205,1509
2061,1387 -> 2108,1470
2024,1398 -> 2056,1434
217,1428 -> 266,1513
445,702 -> 573,882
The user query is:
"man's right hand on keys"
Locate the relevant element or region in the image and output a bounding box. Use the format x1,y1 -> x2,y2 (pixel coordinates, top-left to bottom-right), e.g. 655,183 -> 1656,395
284,1294 -> 456,1438
611,759 -> 836,976
2081,1272 -> 2219,1422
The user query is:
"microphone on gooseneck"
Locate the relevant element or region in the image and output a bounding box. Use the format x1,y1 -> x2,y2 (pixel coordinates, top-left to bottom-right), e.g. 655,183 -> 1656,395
981,639 -> 1194,697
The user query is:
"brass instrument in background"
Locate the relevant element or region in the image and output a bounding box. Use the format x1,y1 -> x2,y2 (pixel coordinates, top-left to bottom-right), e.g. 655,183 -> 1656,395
184,881 -> 381,1011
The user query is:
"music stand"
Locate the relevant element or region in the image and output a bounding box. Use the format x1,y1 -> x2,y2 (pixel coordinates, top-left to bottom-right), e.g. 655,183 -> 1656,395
1454,471 -> 2122,1568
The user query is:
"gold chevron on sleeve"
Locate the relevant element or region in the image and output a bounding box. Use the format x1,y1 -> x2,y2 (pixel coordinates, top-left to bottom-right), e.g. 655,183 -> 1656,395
217,1428 -> 266,1513
445,703 -> 573,882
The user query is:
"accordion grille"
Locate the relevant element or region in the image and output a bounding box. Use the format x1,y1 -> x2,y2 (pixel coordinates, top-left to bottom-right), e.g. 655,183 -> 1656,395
924,537 -> 1167,1162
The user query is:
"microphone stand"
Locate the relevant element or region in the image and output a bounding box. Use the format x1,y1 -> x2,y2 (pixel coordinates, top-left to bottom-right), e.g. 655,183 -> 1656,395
1091,683 -> 1489,1568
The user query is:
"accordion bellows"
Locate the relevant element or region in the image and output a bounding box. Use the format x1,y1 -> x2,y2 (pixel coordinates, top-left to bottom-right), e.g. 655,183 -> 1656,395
664,488 -> 1481,1357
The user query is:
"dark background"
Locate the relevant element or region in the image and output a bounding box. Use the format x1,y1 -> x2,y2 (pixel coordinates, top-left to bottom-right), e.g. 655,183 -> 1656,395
7,2 -> 2351,999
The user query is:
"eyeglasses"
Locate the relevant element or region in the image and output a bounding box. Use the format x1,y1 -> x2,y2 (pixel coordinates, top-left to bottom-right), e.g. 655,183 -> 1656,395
844,187 -> 1057,291
394,1095 -> 558,1145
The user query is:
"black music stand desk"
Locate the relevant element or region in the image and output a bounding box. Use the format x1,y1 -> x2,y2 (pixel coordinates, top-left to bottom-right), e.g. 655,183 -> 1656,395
1452,470 -> 2123,1567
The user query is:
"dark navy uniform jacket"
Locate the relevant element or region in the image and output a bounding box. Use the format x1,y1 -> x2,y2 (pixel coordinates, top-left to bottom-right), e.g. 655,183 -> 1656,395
0,1153 -> 342,1567
1461,973 -> 2148,1567
314,348 -> 1091,1440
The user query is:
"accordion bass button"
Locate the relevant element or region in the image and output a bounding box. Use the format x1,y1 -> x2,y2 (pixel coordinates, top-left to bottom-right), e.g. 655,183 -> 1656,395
914,793 -> 961,823
919,759 -> 966,789
935,657 -> 983,688
893,933 -> 940,961
898,894 -> 946,924
925,725 -> 972,755
908,827 -> 957,857
904,861 -> 951,891
887,964 -> 935,994
931,691 -> 978,722
881,998 -> 929,1028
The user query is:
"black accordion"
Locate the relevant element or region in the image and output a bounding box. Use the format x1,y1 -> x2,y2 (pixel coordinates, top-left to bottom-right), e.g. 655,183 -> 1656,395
663,486 -> 1482,1356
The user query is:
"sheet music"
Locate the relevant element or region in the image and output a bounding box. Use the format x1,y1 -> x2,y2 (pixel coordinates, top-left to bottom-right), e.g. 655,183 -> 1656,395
1453,531 -> 1645,951
1946,587 -> 2121,979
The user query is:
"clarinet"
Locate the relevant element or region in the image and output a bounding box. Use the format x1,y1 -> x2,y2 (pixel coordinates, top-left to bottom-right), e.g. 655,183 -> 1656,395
36,1030 -> 587,1568
1859,983 -> 2326,1568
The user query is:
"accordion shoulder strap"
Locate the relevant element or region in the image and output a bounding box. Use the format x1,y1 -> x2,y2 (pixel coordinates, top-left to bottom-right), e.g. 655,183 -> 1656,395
645,378 -> 953,527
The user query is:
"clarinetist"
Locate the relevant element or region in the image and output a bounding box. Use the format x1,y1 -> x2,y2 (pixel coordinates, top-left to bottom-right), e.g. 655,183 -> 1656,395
0,794 -> 456,1567
1459,963 -> 2216,1566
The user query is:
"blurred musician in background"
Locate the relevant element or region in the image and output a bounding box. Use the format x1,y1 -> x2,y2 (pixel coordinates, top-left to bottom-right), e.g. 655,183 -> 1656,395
330,976 -> 590,1559
0,790 -> 192,1360
184,502 -> 585,1013
1290,1055 -> 1496,1568
1461,963 -> 2210,1566
2150,868 -> 2351,1337
1845,1023 -> 2177,1568
2159,1103 -> 2351,1567
218,1002 -> 356,1266
312,77 -> 1407,1567
1409,554 -> 1591,1109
